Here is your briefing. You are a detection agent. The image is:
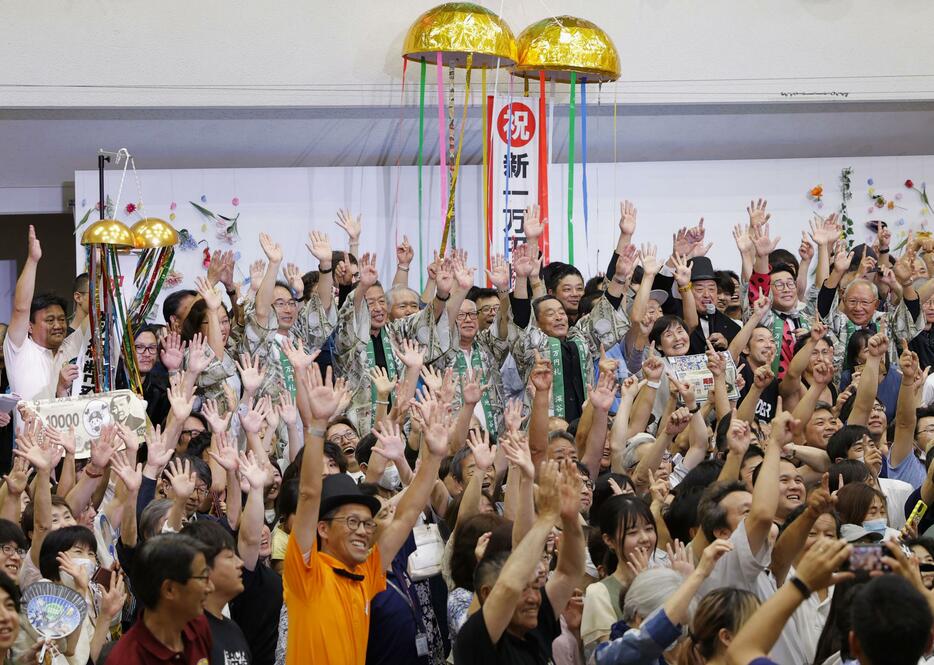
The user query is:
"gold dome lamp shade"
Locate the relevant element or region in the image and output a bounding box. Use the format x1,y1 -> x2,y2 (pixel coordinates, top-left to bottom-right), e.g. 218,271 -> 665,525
80,219 -> 135,248
512,16 -> 620,83
402,2 -> 517,68
131,217 -> 179,249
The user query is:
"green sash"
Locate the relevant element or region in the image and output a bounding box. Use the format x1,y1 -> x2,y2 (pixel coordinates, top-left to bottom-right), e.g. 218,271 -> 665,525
366,331 -> 397,407
278,344 -> 297,398
546,335 -> 589,419
454,345 -> 497,436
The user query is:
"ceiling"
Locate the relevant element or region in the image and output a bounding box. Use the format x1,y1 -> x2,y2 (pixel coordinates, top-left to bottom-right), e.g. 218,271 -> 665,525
4,100 -> 934,197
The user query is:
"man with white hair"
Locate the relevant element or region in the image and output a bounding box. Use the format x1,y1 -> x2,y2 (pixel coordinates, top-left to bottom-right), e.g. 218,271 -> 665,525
817,244 -> 929,374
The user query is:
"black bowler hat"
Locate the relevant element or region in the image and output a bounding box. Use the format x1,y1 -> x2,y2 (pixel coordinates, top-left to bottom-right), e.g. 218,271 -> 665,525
320,473 -> 381,518
689,256 -> 716,282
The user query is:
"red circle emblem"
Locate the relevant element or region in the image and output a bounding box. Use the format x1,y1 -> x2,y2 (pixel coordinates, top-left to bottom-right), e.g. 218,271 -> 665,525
496,102 -> 536,149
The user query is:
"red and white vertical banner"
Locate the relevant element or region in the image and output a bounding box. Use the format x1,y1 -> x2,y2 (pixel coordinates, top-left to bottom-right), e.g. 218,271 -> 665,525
487,98 -> 547,267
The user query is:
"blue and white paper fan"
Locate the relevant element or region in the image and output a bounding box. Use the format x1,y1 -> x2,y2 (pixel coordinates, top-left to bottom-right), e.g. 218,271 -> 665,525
23,581 -> 87,640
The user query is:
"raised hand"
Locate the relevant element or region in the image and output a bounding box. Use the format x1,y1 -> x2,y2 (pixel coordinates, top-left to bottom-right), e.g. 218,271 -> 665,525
167,371 -> 195,421
358,252 -> 378,291
486,253 -> 510,291
503,398 -> 523,433
642,344 -> 665,382
556,459 -> 583,521
615,244 -> 638,282
799,231 -> 815,262
240,396 -> 271,435
529,352 -> 554,392
705,342 -> 726,378
746,198 -> 771,228
12,423 -> 49,472
306,365 -> 350,422
371,420 -> 406,463
249,259 -> 267,289
466,428 -> 495,472
237,352 -> 267,394
501,430 -> 534,479
238,450 -> 268,490
419,396 -> 452,457
2,457 -> 30,496
277,389 -> 299,427
185,333 -> 212,375
368,366 -> 394,396
419,366 -> 443,394
753,365 -> 775,389
619,200 -> 638,236
666,539 -> 695,575
639,243 -> 660,276
535,460 -> 562,521
44,425 -> 76,457
461,368 -> 485,406
589,370 -> 617,413
397,338 -> 425,369
259,232 -> 283,264
726,417 -> 753,456
160,331 -> 185,372
195,275 -> 223,312
110,450 -> 143,494
208,431 -> 240,472
810,214 -> 841,246
335,209 -> 362,242
145,426 -> 174,471
695,539 -> 735,578
395,235 -> 414,268
280,339 -> 319,372
26,225 -> 41,263
202,398 -> 232,433
306,230 -> 333,264
751,223 -> 781,258
99,573 -> 128,620
671,253 -> 692,287
831,241 -> 854,274
664,406 -> 692,436
89,426 -> 119,470
524,204 -> 544,240
452,256 -> 476,291
164,457 -> 197,501
770,400 -> 801,445
283,263 -> 304,295
206,250 -> 225,287
732,224 -> 754,256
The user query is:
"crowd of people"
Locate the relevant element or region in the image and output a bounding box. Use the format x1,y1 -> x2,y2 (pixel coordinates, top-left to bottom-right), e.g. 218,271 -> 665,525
0,200 -> 933,665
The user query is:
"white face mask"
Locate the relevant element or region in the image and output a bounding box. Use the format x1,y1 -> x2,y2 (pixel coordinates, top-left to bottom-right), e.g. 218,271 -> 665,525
60,556 -> 96,590
378,464 -> 401,491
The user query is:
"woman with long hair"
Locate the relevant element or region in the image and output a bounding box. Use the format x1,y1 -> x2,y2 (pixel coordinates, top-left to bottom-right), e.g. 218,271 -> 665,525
678,588 -> 759,665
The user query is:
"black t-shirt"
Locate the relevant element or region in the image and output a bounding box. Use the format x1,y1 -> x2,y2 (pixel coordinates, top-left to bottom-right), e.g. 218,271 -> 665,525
453,590 -> 561,665
207,612 -> 252,665
229,564 -> 282,665
739,359 -> 779,423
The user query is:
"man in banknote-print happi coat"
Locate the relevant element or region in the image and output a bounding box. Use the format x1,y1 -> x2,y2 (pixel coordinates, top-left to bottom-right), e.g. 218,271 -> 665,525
435,260 -> 514,438
509,259 -> 633,424
335,253 -> 454,435
241,231 -> 337,402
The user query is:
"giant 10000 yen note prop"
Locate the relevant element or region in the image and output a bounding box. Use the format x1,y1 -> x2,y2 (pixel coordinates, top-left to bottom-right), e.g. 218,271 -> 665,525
512,16 -> 620,266
21,390 -> 147,459
403,2 -> 517,260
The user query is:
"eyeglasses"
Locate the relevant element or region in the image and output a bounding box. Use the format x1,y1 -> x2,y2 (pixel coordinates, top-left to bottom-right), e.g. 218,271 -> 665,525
328,431 -> 358,445
187,569 -> 212,583
845,299 -> 876,309
919,425 -> 934,435
456,311 -> 479,322
134,344 -> 158,355
272,299 -> 298,309
323,515 -> 377,534
194,486 -> 210,498
581,478 -> 595,491
181,429 -> 206,439
478,305 -> 500,315
772,280 -> 796,292
0,545 -> 24,558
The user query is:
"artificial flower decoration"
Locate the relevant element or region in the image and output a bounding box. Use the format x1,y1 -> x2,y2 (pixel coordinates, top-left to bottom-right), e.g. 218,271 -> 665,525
808,185 -> 823,202
906,179 -> 915,188
125,202 -> 137,214
906,179 -> 933,215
